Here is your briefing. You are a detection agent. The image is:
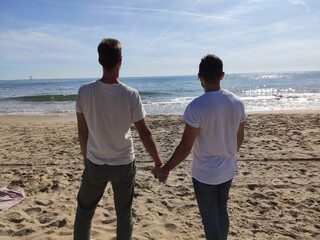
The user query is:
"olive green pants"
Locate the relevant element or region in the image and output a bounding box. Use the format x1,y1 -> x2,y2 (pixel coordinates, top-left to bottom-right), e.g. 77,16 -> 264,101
74,160 -> 136,240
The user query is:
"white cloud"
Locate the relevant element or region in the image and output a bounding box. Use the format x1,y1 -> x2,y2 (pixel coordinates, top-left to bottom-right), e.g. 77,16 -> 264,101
224,38 -> 320,73
288,0 -> 310,12
0,28 -> 95,62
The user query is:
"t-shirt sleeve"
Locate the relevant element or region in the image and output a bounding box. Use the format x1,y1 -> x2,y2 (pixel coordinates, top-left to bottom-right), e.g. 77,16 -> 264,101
131,91 -> 146,122
75,87 -> 83,113
183,104 -> 201,128
239,101 -> 246,123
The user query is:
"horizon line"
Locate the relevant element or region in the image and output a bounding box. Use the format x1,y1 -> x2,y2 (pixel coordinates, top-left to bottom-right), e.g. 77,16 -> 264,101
1,70 -> 320,81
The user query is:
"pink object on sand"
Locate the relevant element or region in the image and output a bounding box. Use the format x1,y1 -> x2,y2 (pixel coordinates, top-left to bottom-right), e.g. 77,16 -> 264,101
0,187 -> 26,213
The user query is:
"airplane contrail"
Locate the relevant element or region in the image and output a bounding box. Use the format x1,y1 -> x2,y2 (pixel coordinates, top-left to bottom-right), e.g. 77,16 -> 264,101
149,0 -> 201,46
39,1 -> 230,21
109,5 -> 231,21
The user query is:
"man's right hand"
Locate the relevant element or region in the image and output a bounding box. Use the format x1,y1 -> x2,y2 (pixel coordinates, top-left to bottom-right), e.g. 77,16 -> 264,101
152,166 -> 168,183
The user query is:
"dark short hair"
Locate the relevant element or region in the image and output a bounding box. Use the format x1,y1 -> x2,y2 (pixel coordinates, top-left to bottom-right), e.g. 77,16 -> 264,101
198,54 -> 223,83
97,38 -> 122,71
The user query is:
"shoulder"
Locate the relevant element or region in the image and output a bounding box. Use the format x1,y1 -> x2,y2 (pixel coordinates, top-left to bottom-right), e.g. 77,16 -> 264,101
186,94 -> 206,112
120,82 -> 138,93
183,97 -> 203,127
222,89 -> 242,102
119,82 -> 140,97
189,94 -> 205,106
185,95 -> 204,114
78,80 -> 98,92
221,89 -> 246,114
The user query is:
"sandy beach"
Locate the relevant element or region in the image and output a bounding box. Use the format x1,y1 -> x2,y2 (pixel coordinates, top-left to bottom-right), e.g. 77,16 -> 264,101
0,112 -> 319,240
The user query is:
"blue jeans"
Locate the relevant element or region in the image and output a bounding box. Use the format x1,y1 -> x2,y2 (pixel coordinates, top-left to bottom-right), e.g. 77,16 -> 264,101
192,178 -> 233,240
74,160 -> 136,240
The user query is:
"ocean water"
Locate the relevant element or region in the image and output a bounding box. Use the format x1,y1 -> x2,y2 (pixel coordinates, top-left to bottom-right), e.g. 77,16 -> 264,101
0,71 -> 319,116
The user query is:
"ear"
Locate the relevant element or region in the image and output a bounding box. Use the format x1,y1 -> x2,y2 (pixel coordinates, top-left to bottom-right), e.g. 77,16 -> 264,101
115,58 -> 122,70
198,74 -> 204,83
219,72 -> 225,81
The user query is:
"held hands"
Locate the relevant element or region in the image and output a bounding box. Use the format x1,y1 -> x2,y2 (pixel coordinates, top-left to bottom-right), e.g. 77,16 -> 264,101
152,166 -> 169,183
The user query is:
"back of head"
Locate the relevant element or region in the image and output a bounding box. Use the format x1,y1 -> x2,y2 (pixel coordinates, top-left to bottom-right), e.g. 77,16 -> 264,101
98,38 -> 122,72
198,54 -> 223,83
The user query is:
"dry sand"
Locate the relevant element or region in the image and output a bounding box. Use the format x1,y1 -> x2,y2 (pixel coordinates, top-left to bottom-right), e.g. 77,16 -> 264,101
0,112 -> 319,240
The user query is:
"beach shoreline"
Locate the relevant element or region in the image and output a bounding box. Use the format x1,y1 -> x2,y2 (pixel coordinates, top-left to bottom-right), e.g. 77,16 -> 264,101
0,112 -> 319,239
0,109 -> 319,120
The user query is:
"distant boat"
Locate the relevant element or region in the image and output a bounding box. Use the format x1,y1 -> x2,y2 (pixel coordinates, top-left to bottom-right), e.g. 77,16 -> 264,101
30,75 -> 33,80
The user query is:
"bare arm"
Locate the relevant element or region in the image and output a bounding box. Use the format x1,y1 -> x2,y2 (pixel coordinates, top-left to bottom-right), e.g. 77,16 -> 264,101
237,122 -> 245,151
134,119 -> 162,166
76,112 -> 88,165
162,123 -> 199,175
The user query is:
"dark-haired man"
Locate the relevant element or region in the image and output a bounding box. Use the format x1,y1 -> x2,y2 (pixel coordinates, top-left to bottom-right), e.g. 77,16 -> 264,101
74,38 -> 163,240
154,54 -> 246,240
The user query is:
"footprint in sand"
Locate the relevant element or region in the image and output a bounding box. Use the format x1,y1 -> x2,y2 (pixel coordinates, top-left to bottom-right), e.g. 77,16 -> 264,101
39,216 -> 52,224
25,207 -> 42,216
102,218 -> 116,224
247,184 -> 257,191
35,199 -> 54,206
7,212 -> 25,224
12,228 -> 35,237
161,200 -> 174,211
46,218 -> 67,228
164,223 -> 177,230
312,234 -> 320,240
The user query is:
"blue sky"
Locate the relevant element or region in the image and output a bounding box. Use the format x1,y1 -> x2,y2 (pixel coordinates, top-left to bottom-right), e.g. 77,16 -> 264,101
0,0 -> 319,80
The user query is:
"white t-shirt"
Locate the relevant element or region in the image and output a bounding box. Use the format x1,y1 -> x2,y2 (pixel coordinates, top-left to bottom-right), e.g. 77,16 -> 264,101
76,80 -> 146,165
183,89 -> 246,185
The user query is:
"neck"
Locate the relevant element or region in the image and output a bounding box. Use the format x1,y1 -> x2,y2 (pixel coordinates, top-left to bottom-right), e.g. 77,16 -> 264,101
204,84 -> 220,92
100,69 -> 120,84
